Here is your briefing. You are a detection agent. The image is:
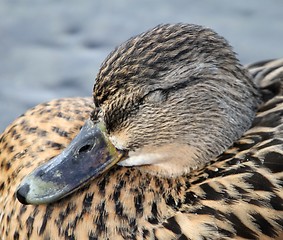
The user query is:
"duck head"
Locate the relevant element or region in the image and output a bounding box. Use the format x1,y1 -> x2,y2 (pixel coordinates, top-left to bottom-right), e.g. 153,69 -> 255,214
16,24 -> 260,205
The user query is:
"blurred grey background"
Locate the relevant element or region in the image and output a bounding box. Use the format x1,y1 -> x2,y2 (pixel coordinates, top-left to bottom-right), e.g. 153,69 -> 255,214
1,0 -> 282,133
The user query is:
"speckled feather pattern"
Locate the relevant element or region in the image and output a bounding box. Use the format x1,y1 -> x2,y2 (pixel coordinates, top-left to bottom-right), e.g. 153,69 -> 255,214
1,22 -> 283,239
0,59 -> 282,239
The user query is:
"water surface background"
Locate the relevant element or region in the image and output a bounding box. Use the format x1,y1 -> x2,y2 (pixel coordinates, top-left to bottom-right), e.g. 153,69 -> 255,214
1,0 -> 283,132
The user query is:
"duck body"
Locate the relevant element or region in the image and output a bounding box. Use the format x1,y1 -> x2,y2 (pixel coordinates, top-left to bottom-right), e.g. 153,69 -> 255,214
0,24 -> 283,239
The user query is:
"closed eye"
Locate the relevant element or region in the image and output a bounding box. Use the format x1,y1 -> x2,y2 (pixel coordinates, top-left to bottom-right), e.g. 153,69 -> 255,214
143,89 -> 167,104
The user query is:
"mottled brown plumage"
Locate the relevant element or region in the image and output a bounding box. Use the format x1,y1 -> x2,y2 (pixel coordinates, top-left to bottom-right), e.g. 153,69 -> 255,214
0,24 -> 283,239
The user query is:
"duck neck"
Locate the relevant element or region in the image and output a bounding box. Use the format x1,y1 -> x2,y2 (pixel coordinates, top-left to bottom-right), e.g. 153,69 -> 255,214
118,143 -> 209,177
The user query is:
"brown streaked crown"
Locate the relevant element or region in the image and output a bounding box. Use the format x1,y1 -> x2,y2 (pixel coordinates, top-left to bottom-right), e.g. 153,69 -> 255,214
93,24 -> 256,106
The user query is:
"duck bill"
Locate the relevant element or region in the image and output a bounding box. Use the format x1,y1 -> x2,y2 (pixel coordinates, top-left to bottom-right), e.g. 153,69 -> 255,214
16,119 -> 125,205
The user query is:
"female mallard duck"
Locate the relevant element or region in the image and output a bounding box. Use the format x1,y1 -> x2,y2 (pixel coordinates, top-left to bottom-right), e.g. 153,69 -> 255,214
0,24 -> 283,239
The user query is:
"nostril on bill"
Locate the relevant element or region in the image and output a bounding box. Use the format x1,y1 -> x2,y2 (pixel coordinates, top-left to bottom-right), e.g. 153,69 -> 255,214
78,144 -> 93,154
16,184 -> 30,205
